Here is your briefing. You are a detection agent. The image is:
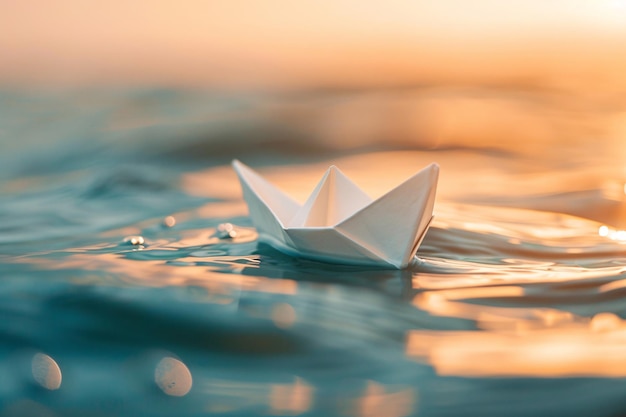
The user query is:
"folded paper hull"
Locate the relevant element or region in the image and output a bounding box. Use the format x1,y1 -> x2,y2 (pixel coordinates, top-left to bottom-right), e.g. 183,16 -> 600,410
257,221 -> 433,268
232,160 -> 439,269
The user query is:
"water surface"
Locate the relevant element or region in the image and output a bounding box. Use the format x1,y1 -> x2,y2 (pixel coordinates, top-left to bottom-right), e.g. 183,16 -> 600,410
2,88 -> 626,416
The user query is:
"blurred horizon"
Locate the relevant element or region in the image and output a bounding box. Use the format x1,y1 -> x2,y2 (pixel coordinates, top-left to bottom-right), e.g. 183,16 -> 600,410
3,0 -> 626,229
3,1 -> 626,93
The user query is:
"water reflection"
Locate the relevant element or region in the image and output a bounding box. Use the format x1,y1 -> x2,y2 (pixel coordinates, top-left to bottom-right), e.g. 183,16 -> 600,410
14,191 -> 626,312
269,377 -> 313,415
349,381 -> 415,417
597,224 -> 626,242
8,149 -> 626,415
403,275 -> 626,378
590,312 -> 622,332
406,318 -> 626,378
407,281 -> 626,378
414,285 -> 580,331
13,149 -> 626,297
31,353 -> 62,390
154,357 -> 192,396
202,377 -> 313,415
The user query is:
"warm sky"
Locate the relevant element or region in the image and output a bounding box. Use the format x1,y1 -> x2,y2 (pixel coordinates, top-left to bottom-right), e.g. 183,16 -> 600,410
2,0 -> 626,90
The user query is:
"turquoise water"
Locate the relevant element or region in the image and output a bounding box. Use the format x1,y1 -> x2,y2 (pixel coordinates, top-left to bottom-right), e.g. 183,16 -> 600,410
2,88 -> 626,416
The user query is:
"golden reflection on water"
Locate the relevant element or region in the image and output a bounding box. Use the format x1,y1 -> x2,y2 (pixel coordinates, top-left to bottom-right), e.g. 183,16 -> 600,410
598,224 -> 626,242
348,381 -> 415,417
414,286 -> 580,330
408,282 -> 626,378
269,377 -> 313,415
40,224 -> 303,309
62,250 -> 298,299
590,312 -> 622,332
12,150 -> 626,390
406,320 -> 626,378
598,276 -> 626,293
201,377 -> 415,416
202,377 -> 313,415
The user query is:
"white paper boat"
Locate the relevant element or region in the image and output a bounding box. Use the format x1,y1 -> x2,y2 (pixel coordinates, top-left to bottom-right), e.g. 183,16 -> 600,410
232,160 -> 439,269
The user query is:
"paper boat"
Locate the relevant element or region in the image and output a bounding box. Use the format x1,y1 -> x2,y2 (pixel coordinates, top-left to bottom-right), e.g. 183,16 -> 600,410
232,160 -> 439,269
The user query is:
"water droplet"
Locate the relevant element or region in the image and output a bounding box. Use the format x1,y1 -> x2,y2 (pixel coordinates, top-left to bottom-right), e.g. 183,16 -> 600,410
124,235 -> 145,245
216,223 -> 237,239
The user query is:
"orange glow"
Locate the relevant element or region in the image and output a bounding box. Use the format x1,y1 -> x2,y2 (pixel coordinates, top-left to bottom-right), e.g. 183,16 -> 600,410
2,1 -> 626,91
599,278 -> 626,293
202,377 -> 314,414
596,224 -> 626,242
422,286 -> 525,301
590,312 -> 622,332
406,319 -> 626,377
416,290 -> 574,329
269,377 -> 314,415
5,3 -> 626,413
407,268 -> 626,379
351,381 -> 415,417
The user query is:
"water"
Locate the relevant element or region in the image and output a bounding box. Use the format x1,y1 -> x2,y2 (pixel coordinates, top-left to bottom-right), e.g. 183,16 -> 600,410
2,87 -> 626,416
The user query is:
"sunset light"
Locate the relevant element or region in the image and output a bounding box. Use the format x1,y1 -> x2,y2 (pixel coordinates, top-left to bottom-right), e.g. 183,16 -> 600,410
4,2 -> 626,416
